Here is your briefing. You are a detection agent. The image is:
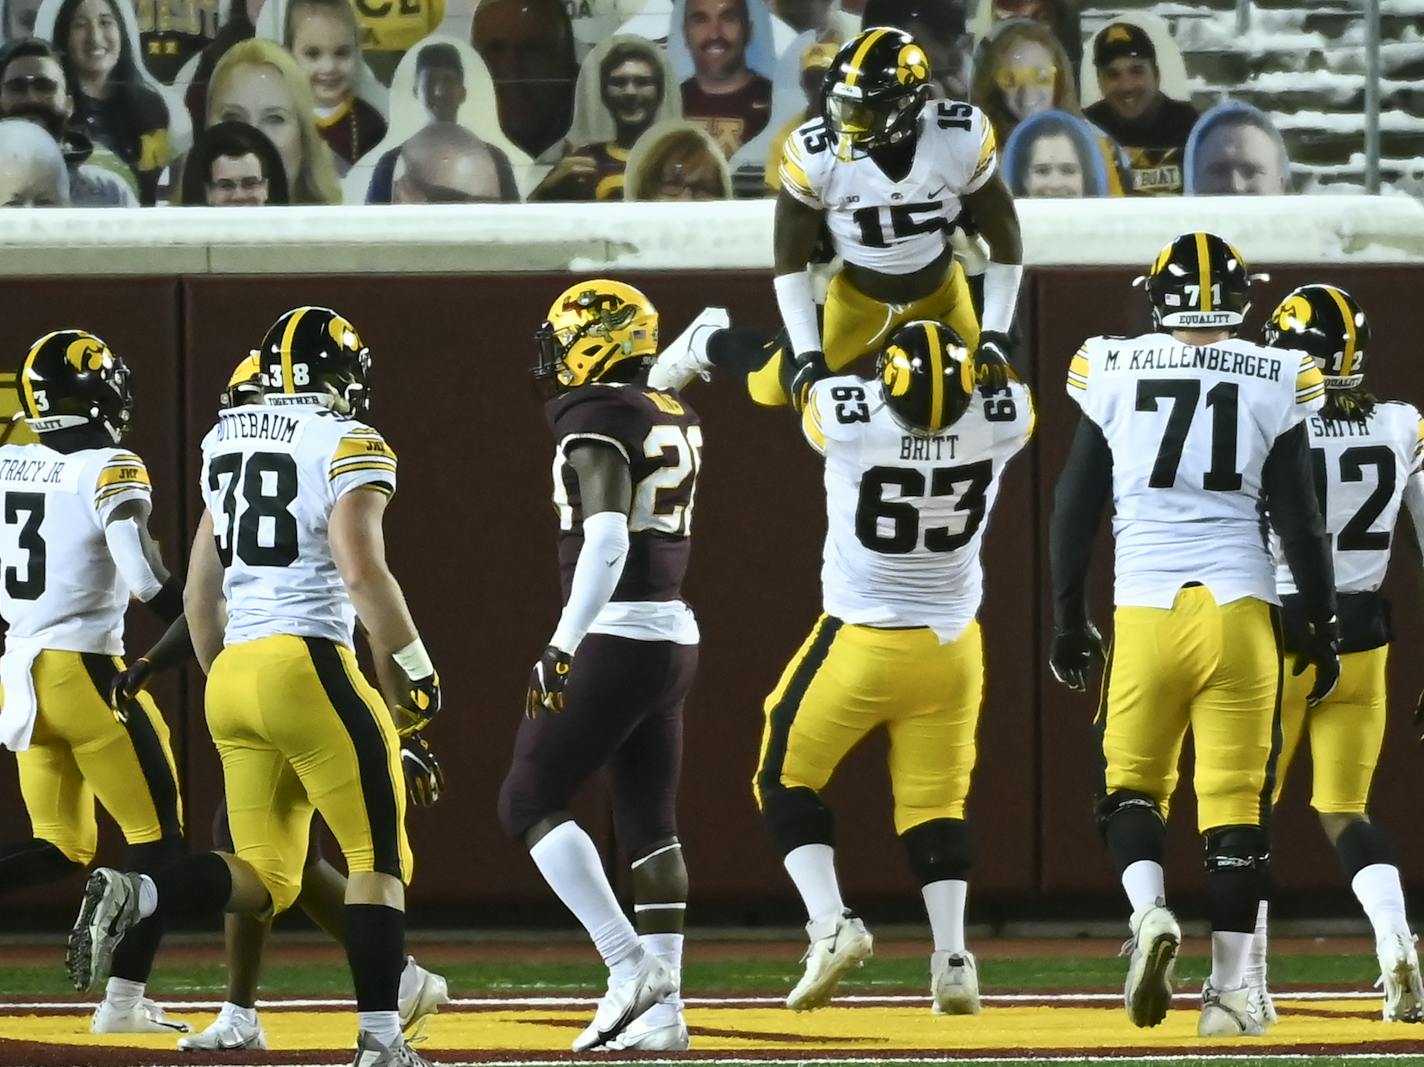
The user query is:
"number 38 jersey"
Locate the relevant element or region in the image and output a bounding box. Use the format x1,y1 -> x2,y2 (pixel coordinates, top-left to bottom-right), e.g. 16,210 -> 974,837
802,375 -> 1033,643
199,403 -> 397,648
546,384 -> 702,645
1067,333 -> 1325,609
779,101 -> 997,275
1275,400 -> 1424,597
0,444 -> 152,654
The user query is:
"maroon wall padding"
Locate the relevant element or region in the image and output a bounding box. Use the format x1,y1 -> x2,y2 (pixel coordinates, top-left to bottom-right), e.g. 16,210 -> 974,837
3,264 -> 1422,924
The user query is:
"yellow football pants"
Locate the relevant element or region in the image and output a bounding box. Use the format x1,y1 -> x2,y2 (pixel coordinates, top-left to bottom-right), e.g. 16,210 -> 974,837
1273,646 -> 1387,815
747,261 -> 981,407
16,650 -> 183,865
754,616 -> 983,834
1099,587 -> 1281,832
206,634 -> 411,914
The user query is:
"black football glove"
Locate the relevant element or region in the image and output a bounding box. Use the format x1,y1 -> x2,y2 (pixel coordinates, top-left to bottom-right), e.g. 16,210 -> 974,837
109,656 -> 154,723
789,349 -> 829,412
973,330 -> 1014,393
1293,617 -> 1341,708
393,672 -> 441,737
527,645 -> 573,718
401,732 -> 445,807
1049,622 -> 1105,692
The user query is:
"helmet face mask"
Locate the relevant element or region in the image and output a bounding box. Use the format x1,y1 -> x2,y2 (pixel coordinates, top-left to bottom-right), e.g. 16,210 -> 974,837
18,330 -> 135,443
1263,284 -> 1371,390
822,29 -> 933,161
532,280 -> 659,398
1142,231 -> 1252,331
874,319 -> 974,437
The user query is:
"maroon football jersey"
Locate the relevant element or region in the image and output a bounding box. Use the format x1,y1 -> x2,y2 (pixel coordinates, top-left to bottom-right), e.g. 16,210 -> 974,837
680,75 -> 773,157
546,384 -> 702,604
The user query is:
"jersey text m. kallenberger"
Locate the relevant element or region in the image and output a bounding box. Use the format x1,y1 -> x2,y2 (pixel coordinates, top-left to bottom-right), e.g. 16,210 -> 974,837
1103,346 -> 1283,382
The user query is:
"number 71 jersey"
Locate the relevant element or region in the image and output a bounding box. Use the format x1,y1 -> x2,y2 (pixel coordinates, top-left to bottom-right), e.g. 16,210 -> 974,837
802,375 -> 1033,643
199,404 -> 397,647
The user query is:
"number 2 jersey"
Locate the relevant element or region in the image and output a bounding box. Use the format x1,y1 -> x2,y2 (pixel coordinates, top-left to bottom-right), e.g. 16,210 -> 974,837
801,376 -> 1033,642
199,403 -> 397,647
1067,333 -> 1326,608
0,444 -> 152,654
546,384 -> 702,646
779,100 -> 997,275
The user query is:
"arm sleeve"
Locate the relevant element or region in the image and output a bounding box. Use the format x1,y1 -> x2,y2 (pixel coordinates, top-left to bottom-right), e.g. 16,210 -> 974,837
93,451 -> 152,524
549,510 -> 630,654
1262,421 -> 1337,625
1050,416 -> 1113,629
140,614 -> 194,674
103,517 -> 166,602
328,426 -> 398,500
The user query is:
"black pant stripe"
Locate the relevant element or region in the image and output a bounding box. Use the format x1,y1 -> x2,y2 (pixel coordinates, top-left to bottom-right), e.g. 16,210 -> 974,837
1259,607 -> 1286,828
756,617 -> 843,798
81,653 -> 183,840
1091,639 -> 1116,805
303,637 -> 403,879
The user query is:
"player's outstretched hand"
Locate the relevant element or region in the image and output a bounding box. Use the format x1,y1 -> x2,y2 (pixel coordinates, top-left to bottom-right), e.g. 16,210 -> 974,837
973,331 -> 1013,393
1294,617 -> 1340,707
1049,622 -> 1105,692
401,732 -> 445,807
789,350 -> 829,412
394,672 -> 442,737
527,645 -> 572,718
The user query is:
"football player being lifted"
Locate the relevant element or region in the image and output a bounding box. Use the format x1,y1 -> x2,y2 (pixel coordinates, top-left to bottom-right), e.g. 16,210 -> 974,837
753,27 -> 1023,410
753,321 -> 1033,1012
0,331 -> 188,1035
501,281 -> 703,1052
1250,285 -> 1424,1023
108,355 -> 449,1054
1049,234 -> 1340,1038
67,308 -> 444,1067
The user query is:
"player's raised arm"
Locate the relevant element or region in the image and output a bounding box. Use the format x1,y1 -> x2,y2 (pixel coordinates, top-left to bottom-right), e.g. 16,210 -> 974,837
773,188 -> 830,402
960,170 -> 1023,390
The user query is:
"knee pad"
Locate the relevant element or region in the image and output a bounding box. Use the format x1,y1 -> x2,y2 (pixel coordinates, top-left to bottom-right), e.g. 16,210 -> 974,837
1335,819 -> 1396,880
900,818 -> 971,886
1096,789 -> 1166,870
761,785 -> 834,857
127,836 -> 188,875
1203,824 -> 1270,874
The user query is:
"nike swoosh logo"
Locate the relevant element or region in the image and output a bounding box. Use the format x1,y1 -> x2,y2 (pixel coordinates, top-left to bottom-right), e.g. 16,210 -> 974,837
605,558 -> 619,568
929,185 -> 947,197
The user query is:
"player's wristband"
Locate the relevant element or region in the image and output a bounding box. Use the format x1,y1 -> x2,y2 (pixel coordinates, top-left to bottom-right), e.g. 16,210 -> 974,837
393,637 -> 434,680
981,261 -> 1023,335
773,270 -> 821,357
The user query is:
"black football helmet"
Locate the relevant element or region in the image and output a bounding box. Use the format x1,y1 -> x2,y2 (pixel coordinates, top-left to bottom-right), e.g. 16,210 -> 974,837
257,306 -> 371,415
875,319 -> 974,436
17,329 -> 134,441
822,27 -> 933,161
1262,284 -> 1371,389
1141,232 -> 1252,330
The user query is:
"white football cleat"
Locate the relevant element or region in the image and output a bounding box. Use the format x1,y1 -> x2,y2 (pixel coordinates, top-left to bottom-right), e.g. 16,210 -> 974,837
1198,981 -> 1269,1037
602,1003 -> 690,1051
571,951 -> 676,1052
351,1029 -> 434,1067
1249,971 -> 1278,1026
398,956 -> 450,1035
67,868 -> 143,992
785,910 -> 874,1012
177,1012 -> 267,1050
91,996 -> 191,1034
1378,933 -> 1424,1022
646,307 -> 730,391
1122,899 -> 1179,1028
931,950 -> 981,1015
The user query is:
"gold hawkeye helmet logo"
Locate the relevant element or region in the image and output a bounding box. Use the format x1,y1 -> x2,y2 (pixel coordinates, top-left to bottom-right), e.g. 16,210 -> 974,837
327,314 -> 361,352
1275,294 -> 1313,333
882,344 -> 915,397
897,44 -> 929,85
65,336 -> 109,373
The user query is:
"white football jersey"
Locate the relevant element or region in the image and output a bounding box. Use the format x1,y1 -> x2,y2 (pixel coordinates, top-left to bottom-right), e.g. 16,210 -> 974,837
1275,400 -> 1424,595
1067,333 -> 1326,609
199,403 -> 397,648
779,101 -> 997,275
802,374 -> 1033,642
0,444 -> 152,654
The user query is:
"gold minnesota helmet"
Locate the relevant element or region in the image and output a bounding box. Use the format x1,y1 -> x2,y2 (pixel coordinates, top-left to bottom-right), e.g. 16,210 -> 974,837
1262,284 -> 1371,389
1141,232 -> 1252,330
220,353 -> 265,409
257,306 -> 371,414
533,279 -> 659,396
875,319 -> 974,436
17,329 -> 134,440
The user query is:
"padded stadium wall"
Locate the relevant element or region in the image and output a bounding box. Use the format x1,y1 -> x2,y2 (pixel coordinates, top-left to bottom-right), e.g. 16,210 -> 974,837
0,196 -> 1422,926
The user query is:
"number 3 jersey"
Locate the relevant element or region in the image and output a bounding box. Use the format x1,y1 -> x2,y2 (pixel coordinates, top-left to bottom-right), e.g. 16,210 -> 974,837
802,375 -> 1033,643
199,404 -> 397,648
1067,333 -> 1325,609
0,444 -> 152,654
546,384 -> 702,645
779,101 -> 997,275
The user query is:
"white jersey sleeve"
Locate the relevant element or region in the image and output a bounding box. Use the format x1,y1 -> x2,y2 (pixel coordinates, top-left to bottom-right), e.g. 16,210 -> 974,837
91,449 -> 153,522
327,424 -> 398,501
777,118 -> 830,211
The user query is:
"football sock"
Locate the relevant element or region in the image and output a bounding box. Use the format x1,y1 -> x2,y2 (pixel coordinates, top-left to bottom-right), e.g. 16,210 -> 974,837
1246,898 -> 1270,986
640,932 -> 685,1019
529,821 -> 641,974
344,903 -> 404,1021
783,843 -> 845,924
103,976 -> 144,1011
357,1010 -> 401,1047
1352,863 -> 1411,942
1122,860 -> 1166,914
1209,931 -> 1253,991
0,838 -> 81,893
137,874 -> 159,919
921,879 -> 967,954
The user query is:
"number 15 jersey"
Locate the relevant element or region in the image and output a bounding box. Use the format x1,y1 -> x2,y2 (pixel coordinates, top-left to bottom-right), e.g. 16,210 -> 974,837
1067,333 -> 1325,609
802,376 -> 1033,643
199,403 -> 397,648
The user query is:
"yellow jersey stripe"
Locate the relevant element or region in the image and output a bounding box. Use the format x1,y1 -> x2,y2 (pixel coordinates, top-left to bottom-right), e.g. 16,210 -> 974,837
1323,285 -> 1358,377
1025,390 -> 1038,439
96,482 -> 151,503
96,464 -> 151,490
279,308 -> 307,394
780,152 -> 813,198
1296,386 -> 1326,405
108,452 -> 142,464
843,29 -> 889,88
1069,354 -> 1089,379
926,321 -> 944,431
331,435 -> 396,464
329,454 -> 397,474
328,461 -> 398,480
1067,374 -> 1088,391
1195,232 -> 1213,311
802,398 -> 827,452
972,121 -> 996,178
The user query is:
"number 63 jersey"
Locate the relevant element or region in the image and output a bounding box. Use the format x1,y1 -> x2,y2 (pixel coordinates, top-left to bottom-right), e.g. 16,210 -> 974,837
801,375 -> 1033,643
199,404 -> 398,647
